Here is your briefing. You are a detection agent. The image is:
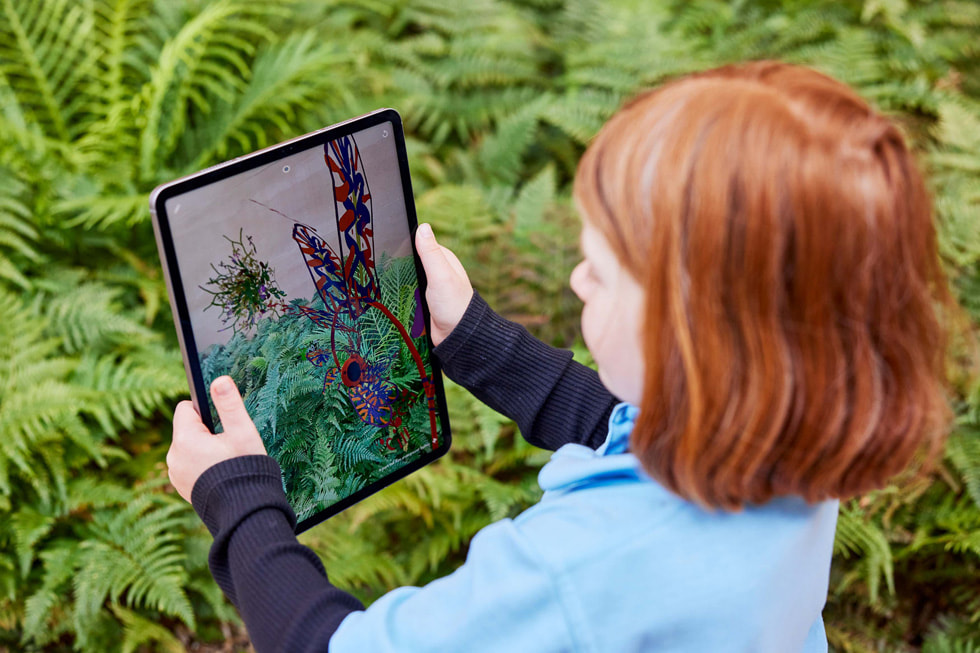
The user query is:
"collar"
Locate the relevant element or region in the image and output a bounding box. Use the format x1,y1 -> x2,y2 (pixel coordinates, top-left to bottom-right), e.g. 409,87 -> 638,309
537,402 -> 651,496
595,402 -> 639,456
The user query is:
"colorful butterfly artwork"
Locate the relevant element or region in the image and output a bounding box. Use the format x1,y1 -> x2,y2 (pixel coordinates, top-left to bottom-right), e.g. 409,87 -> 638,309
277,136 -> 438,451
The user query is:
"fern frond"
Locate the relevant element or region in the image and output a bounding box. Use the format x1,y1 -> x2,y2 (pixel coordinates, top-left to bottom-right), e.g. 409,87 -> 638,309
477,100 -> 545,187
512,164 -> 556,231
922,614 -> 980,653
72,496 -> 195,647
33,279 -> 158,353
111,603 -> 185,653
187,30 -> 360,170
538,90 -> 620,144
137,0 -> 282,180
53,192 -> 148,230
0,377 -> 83,497
947,425 -> 980,509
74,345 -> 185,436
92,0 -> 155,107
21,543 -> 77,644
9,507 -> 55,579
833,504 -> 896,602
0,172 -> 38,289
399,74 -> 539,145
0,0 -> 102,141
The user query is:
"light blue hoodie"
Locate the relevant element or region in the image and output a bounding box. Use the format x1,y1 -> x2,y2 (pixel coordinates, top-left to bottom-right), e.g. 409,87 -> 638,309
330,403 -> 839,652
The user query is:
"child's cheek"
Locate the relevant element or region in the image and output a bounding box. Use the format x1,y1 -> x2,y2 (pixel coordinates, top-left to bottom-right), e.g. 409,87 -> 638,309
582,293 -> 646,405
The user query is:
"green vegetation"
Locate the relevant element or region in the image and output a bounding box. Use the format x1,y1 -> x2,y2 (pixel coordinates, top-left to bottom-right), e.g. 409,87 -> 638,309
0,0 -> 977,650
200,254 -> 436,523
201,229 -> 288,335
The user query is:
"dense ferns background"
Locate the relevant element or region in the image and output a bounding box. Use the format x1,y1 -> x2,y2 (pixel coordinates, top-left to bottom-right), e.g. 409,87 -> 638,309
0,0 -> 977,650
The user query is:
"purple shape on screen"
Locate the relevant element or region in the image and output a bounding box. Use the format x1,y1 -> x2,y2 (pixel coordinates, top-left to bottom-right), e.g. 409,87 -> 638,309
411,287 -> 425,338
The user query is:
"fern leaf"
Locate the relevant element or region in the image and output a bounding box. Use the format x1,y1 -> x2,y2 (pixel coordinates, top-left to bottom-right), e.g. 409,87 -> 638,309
947,425 -> 980,510
10,507 -> 54,578
0,173 -> 38,289
21,543 -> 77,644
512,164 -> 556,232
477,100 -> 545,187
74,346 -> 185,436
0,0 -> 101,141
53,192 -> 148,230
34,280 -> 158,353
138,0 -> 281,179
111,603 -> 185,653
187,30 -> 359,169
72,496 -> 195,647
834,503 -> 896,602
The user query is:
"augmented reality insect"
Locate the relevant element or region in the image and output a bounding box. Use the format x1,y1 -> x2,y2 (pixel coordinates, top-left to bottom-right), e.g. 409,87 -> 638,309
261,136 -> 438,451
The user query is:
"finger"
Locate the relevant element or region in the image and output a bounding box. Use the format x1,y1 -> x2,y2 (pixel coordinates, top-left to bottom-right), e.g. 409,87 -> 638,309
172,400 -> 212,441
210,376 -> 259,438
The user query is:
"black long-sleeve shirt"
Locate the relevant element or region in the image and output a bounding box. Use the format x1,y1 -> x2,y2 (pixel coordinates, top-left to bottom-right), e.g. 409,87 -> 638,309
189,292 -> 617,652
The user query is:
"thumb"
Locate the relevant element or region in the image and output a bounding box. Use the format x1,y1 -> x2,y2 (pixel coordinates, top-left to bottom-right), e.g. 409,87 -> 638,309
414,223 -> 473,346
416,223 -> 471,291
210,376 -> 259,438
415,223 -> 449,274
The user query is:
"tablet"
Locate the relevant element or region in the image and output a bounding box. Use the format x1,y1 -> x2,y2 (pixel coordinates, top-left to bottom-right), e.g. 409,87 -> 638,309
150,109 -> 451,532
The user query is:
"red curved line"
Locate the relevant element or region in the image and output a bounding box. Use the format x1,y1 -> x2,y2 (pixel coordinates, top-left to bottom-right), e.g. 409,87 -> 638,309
367,299 -> 440,449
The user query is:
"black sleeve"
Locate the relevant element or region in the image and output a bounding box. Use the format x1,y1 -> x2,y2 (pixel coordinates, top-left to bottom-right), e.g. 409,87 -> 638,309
433,291 -> 618,451
191,455 -> 363,653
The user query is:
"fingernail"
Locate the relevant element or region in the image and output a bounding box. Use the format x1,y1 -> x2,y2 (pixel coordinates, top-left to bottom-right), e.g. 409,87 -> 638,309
213,376 -> 233,396
417,223 -> 434,241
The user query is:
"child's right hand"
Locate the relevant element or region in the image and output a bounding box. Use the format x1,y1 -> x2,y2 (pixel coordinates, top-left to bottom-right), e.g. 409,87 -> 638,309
415,223 -> 473,347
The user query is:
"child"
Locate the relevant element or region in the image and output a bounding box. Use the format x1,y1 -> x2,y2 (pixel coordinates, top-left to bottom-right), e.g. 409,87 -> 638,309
167,61 -> 950,652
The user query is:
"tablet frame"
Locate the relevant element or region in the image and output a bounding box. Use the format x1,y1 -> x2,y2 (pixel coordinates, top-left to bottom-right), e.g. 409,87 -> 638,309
150,108 -> 452,533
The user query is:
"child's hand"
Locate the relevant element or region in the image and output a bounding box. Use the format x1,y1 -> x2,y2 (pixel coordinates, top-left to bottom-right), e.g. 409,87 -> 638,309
167,376 -> 267,503
415,223 -> 473,346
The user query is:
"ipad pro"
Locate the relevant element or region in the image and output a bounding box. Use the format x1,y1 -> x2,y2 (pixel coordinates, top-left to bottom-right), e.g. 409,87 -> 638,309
150,109 -> 451,532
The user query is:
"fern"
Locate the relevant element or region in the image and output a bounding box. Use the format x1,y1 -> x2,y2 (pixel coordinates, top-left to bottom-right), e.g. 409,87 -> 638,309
33,278 -> 158,353
185,30 -> 361,170
0,174 -> 38,289
0,0 -> 101,142
71,497 -> 195,649
111,603 -> 185,653
21,543 -> 77,646
73,347 -> 186,436
137,0 -> 281,180
833,504 -> 896,603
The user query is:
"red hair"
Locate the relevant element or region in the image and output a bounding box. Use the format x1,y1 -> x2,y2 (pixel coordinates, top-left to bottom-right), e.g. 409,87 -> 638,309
574,61 -> 951,509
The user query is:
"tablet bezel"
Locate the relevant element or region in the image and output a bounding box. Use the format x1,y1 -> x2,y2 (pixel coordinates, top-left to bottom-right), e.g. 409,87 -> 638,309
150,108 -> 452,533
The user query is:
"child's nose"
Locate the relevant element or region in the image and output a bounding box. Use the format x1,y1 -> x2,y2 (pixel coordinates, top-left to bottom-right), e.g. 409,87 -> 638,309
570,261 -> 589,301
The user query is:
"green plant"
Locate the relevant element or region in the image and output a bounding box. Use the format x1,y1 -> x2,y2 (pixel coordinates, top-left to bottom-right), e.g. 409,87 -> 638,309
200,229 -> 287,334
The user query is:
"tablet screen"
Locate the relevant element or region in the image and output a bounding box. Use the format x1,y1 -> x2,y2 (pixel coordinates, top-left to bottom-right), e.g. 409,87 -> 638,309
154,114 -> 448,530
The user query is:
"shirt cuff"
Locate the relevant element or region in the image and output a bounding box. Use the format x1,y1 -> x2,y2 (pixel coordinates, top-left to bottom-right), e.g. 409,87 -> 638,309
190,455 -> 294,538
432,290 -> 491,366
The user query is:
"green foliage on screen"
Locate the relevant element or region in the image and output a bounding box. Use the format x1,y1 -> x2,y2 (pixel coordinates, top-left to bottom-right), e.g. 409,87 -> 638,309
0,0 -> 978,650
200,255 -> 435,523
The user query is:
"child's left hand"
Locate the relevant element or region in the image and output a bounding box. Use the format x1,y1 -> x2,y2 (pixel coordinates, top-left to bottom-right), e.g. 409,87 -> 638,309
167,375 -> 268,502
